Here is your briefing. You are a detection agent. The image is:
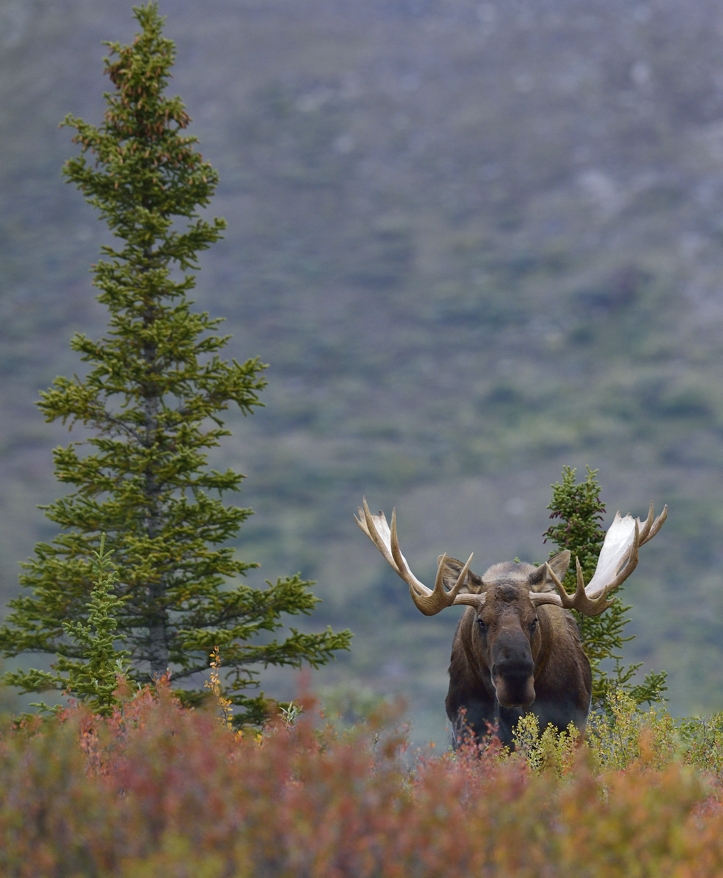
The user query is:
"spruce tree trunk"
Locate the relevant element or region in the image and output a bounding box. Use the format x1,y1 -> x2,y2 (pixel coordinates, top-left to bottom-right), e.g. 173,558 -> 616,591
142,285 -> 168,677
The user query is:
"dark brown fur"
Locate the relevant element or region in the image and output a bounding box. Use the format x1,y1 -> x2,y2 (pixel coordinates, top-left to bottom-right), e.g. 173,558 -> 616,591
441,555 -> 592,748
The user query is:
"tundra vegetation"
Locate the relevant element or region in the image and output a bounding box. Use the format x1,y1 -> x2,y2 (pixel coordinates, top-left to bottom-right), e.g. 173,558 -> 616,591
1,681 -> 723,877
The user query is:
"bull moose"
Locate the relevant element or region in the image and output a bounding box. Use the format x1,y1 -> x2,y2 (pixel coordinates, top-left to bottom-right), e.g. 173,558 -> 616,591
355,497 -> 667,747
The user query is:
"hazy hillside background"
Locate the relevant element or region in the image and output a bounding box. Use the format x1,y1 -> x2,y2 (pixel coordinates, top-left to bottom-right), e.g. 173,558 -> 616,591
3,0 -> 723,741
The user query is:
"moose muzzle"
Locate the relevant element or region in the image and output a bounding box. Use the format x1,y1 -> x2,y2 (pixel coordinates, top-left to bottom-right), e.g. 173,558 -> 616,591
491,638 -> 536,708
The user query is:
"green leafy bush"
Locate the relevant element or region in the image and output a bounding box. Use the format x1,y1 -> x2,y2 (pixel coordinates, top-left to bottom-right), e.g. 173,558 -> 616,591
511,712 -> 580,777
679,712 -> 723,775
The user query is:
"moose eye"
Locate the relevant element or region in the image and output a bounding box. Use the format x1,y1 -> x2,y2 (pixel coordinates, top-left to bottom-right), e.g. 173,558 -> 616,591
530,618 -> 539,632
477,618 -> 487,633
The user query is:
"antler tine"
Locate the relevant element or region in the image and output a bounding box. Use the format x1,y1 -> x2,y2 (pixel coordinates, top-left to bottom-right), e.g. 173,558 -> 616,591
533,557 -> 619,615
446,554 -> 487,610
435,552 -> 475,603
639,503 -> 668,546
389,507 -> 433,599
389,509 -> 485,613
408,550 -> 480,616
533,561 -> 578,611
356,497 -> 483,616
637,502 -> 655,544
355,497 -> 398,573
532,559 -> 588,611
353,500 -> 371,537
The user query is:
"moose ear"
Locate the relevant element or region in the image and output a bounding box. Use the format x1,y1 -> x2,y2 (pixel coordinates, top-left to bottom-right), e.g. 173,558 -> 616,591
528,551 -> 571,593
437,555 -> 484,594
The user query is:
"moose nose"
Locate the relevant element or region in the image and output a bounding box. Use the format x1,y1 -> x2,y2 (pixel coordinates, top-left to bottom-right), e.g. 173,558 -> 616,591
492,656 -> 534,681
492,639 -> 534,680
492,653 -> 536,709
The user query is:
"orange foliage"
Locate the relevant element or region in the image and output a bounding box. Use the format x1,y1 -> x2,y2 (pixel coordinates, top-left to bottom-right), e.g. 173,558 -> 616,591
0,685 -> 722,876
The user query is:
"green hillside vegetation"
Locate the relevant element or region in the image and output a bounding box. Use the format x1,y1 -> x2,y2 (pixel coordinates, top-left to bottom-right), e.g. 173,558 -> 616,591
3,0 -> 723,738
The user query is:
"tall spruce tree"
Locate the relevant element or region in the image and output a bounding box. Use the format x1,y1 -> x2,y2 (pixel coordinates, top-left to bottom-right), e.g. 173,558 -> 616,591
0,2 -> 350,724
543,466 -> 666,708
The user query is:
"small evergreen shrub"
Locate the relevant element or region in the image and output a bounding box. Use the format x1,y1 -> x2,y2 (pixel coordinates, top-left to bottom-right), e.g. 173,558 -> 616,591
544,465 -> 667,708
11,535 -> 130,718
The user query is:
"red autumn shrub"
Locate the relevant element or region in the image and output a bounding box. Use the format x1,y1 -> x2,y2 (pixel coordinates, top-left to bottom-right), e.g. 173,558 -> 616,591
1,685 -> 723,876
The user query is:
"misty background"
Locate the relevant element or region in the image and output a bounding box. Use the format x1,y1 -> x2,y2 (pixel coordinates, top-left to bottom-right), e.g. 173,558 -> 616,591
2,0 -> 723,742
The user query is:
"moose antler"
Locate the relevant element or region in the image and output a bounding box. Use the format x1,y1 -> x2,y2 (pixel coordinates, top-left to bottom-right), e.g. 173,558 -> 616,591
534,502 -> 668,616
354,497 -> 482,616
